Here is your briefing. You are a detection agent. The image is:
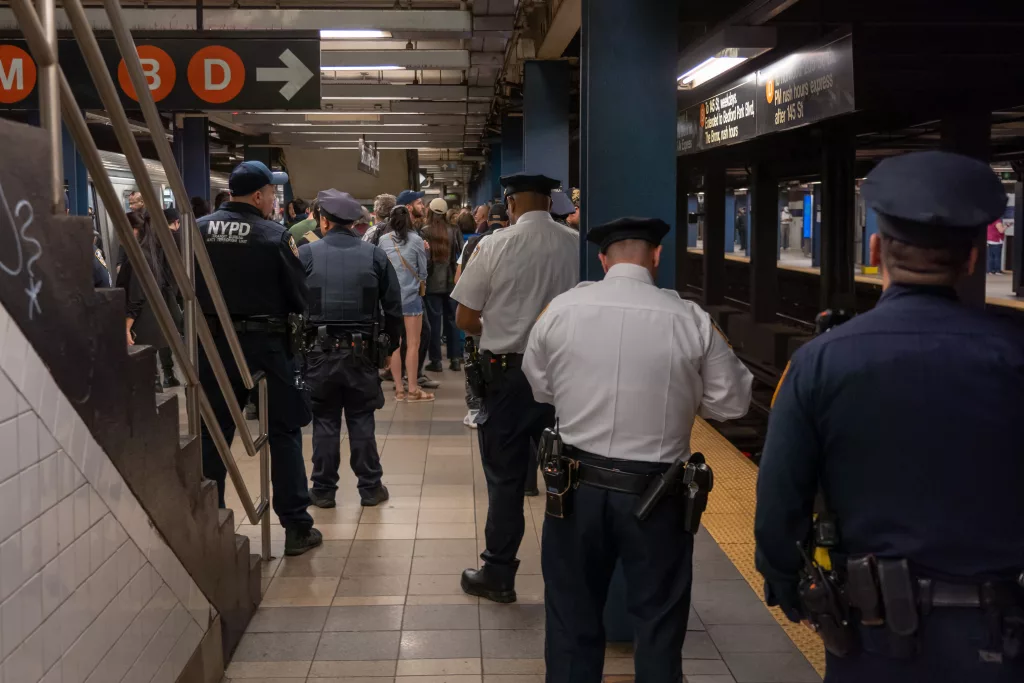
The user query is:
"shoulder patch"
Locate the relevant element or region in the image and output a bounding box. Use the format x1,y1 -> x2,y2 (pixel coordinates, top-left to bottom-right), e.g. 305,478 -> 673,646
288,235 -> 300,258
771,362 -> 792,408
709,317 -> 732,348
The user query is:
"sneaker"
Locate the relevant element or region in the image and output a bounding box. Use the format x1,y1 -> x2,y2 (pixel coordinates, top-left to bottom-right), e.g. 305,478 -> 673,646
418,375 -> 441,389
463,410 -> 479,429
309,489 -> 336,508
424,361 -> 444,373
361,485 -> 390,507
449,359 -> 463,371
284,527 -> 323,556
163,375 -> 181,388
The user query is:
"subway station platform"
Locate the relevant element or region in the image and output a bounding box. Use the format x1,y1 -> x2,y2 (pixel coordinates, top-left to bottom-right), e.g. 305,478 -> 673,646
199,368 -> 823,683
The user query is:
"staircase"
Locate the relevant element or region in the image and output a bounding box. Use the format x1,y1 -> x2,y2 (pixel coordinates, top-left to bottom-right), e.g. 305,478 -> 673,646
0,119 -> 261,671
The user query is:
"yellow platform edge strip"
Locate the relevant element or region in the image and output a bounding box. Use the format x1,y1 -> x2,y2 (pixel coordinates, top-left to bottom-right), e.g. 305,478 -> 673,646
692,418 -> 827,677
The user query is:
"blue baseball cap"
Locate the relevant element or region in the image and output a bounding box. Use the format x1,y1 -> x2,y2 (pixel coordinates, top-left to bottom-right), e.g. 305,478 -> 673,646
396,190 -> 425,206
229,161 -> 289,197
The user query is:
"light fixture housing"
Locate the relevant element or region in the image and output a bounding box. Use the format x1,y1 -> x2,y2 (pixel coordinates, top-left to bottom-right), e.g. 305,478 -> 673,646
676,26 -> 776,90
320,65 -> 403,72
319,29 -> 391,39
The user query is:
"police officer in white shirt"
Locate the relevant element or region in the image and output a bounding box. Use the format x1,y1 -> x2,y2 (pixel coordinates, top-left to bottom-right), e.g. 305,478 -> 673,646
523,217 -> 753,682
452,173 -> 579,603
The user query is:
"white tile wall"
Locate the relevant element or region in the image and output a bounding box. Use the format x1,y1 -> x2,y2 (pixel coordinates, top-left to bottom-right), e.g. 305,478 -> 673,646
0,302 -> 216,682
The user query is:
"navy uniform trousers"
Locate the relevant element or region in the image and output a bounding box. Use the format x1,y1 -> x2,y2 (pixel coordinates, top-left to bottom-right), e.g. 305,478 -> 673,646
199,331 -> 314,532
825,611 -> 1024,683
477,368 -> 546,579
542,457 -> 694,683
306,347 -> 385,499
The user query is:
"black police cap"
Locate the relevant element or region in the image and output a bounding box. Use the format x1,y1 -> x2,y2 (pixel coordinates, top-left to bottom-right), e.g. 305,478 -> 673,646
316,189 -> 363,223
586,217 -> 670,253
861,151 -> 1007,247
549,189 -> 576,219
500,173 -> 560,197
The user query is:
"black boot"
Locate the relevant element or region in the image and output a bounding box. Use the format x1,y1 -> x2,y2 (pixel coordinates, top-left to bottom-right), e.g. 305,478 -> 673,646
449,358 -> 462,371
284,527 -> 323,556
361,485 -> 390,507
309,489 -> 336,509
461,565 -> 517,603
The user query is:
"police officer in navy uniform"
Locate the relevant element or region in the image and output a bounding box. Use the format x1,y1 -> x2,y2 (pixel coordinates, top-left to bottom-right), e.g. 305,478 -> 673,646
755,151 -> 1024,683
451,173 -> 579,602
196,160 -> 322,556
299,189 -> 404,508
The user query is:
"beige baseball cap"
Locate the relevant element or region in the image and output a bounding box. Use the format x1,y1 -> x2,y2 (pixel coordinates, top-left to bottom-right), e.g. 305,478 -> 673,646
428,197 -> 449,214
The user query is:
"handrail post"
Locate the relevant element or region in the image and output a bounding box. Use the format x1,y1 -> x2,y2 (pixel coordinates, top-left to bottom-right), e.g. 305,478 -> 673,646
35,0 -> 61,214
258,376 -> 271,561
183,211 -> 200,437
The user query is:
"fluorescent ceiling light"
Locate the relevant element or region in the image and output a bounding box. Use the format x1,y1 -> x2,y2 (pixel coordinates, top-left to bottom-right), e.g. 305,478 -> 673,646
321,96 -> 415,101
319,29 -> 391,39
320,65 -> 403,72
678,56 -> 747,87
274,122 -> 428,127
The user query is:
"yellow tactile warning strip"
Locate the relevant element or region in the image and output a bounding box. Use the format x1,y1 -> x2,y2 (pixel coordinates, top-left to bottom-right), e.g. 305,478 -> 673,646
691,418 -> 827,677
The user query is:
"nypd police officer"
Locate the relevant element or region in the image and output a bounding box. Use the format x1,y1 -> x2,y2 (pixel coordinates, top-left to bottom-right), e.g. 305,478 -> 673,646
195,160 -> 322,556
299,189 -> 403,508
755,151 -> 1024,682
524,218 -> 752,682
451,173 -> 579,602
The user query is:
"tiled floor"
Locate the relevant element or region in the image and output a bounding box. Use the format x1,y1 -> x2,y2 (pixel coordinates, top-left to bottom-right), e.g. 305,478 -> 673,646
213,366 -> 821,683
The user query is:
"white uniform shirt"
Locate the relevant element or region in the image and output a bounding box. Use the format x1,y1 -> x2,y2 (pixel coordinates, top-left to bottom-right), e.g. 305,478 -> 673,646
451,210 -> 579,354
523,263 -> 753,463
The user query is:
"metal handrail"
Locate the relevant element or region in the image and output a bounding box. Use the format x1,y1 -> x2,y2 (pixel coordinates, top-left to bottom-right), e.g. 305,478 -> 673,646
9,0 -> 273,560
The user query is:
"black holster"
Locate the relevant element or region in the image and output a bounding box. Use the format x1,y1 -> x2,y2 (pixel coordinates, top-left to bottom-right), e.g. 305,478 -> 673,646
539,427 -> 576,519
465,338 -> 486,397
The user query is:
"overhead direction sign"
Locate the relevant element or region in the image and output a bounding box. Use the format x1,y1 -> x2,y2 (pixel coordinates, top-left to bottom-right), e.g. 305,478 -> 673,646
0,34 -> 320,110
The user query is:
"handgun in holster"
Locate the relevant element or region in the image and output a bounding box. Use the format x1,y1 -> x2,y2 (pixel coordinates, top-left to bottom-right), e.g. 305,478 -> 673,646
797,542 -> 860,657
464,338 -> 486,397
539,424 -> 576,519
479,351 -> 510,393
376,331 -> 391,369
633,453 -> 713,535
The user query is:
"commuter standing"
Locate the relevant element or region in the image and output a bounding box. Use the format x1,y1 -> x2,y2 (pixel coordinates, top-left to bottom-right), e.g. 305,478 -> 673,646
987,218 -> 1007,274
755,151 -> 1024,683
363,193 -> 396,245
392,190 -> 439,391
452,173 -> 579,602
300,190 -> 403,508
158,206 -> 184,388
380,206 -> 434,402
524,217 -> 752,682
195,160 -> 322,556
423,197 -> 463,372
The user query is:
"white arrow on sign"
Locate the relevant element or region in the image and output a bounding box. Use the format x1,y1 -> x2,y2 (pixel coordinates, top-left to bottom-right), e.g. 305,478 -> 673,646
256,49 -> 314,101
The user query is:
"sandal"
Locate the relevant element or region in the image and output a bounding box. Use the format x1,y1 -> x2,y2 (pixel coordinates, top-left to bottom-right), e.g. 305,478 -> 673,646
394,389 -> 407,402
406,388 -> 435,403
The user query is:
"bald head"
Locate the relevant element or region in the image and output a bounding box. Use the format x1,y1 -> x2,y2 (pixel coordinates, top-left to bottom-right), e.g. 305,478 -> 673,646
598,239 -> 662,279
506,191 -> 552,224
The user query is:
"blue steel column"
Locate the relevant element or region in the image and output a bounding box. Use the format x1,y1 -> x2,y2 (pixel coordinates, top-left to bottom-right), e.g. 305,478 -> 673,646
523,60 -> 569,188
687,196 -> 698,247
725,191 -> 736,254
500,116 -> 523,177
490,144 -> 502,201
175,117 -> 210,205
61,122 -> 89,215
580,0 -> 677,285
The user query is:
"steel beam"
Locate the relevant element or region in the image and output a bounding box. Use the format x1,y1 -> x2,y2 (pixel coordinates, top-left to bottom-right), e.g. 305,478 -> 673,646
320,83 -> 492,100
321,49 -> 469,70
270,132 -> 479,143
261,125 -> 470,135
231,113 -> 484,125
537,0 -> 581,58
0,8 -> 472,32
278,141 -> 472,150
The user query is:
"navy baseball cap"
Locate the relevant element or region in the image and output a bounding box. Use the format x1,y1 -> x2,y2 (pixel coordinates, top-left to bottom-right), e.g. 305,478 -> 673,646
229,161 -> 289,197
396,190 -> 425,206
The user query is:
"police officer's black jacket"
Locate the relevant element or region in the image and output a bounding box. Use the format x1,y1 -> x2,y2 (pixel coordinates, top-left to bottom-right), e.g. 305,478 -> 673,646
755,284 -> 1024,615
297,225 -> 403,344
195,202 -> 308,319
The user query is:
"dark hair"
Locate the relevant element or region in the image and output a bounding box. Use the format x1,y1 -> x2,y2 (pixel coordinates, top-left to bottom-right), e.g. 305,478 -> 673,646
389,205 -> 414,243
213,190 -> 230,209
292,198 -> 308,215
457,212 -> 477,235
424,212 -> 451,264
126,211 -> 164,289
880,234 -> 973,286
309,198 -> 321,223
191,196 -> 210,218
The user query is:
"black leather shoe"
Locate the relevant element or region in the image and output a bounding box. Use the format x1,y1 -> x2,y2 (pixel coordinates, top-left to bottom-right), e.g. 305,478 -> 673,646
524,487 -> 540,497
285,527 -> 323,556
461,566 -> 517,603
309,490 -> 336,508
361,485 -> 390,507
163,375 -> 181,388
425,361 -> 444,373
449,359 -> 463,371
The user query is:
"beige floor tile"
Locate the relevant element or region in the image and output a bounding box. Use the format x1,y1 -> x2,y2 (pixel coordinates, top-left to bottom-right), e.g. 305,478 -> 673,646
426,447 -> 472,456
276,556 -> 347,578
332,596 -> 406,607
420,496 -> 475,510
307,678 -> 396,683
360,508 -> 420,524
414,539 -> 479,556
408,574 -> 464,596
405,594 -> 479,606
396,677 -> 481,683
417,509 -> 475,524
343,555 -> 413,576
602,659 -> 635,675
416,523 -> 477,539
356,523 -> 418,540
261,577 -> 341,607
309,506 -> 363,525
382,485 -> 424,498
223,661 -> 311,678
314,524 -> 359,540
308,660 -> 399,677
482,675 -> 544,683
348,539 -> 416,558
482,660 -> 545,675
383,473 -> 425,485
395,659 -> 482,676
422,485 -> 474,497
